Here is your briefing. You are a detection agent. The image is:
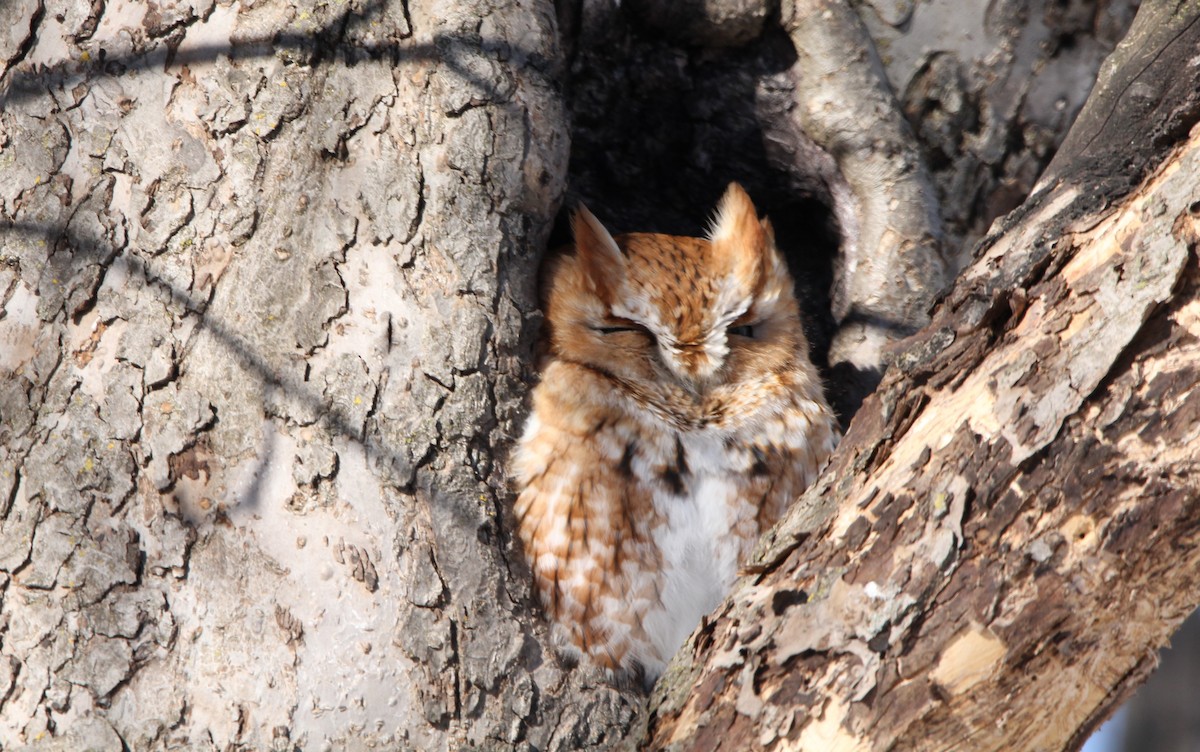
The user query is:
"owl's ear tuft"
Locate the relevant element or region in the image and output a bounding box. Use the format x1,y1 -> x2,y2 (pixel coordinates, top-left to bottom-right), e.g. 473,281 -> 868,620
572,204 -> 625,302
709,183 -> 768,291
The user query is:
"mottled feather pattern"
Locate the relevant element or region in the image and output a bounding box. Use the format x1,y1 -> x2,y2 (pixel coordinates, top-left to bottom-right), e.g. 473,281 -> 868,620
513,184 -> 840,683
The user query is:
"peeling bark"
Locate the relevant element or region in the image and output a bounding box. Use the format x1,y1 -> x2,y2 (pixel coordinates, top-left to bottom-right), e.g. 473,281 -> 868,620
639,3 -> 1200,748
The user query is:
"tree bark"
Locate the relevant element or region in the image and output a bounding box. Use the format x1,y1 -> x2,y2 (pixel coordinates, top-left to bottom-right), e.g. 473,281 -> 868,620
0,0 -> 612,748
0,0 -> 1190,750
638,2 -> 1200,748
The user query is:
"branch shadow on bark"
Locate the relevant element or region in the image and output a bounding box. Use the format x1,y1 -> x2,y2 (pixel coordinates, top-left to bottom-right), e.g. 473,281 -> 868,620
0,206 -> 508,533
0,0 -> 548,509
0,2 -> 558,115
0,3 -> 644,743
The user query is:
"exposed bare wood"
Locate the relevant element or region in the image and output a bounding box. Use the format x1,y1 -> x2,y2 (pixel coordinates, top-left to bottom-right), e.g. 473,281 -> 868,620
638,2 -> 1200,746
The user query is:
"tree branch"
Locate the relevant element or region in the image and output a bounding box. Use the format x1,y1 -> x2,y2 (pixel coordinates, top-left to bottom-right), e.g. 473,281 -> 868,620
638,2 -> 1200,748
783,0 -> 949,417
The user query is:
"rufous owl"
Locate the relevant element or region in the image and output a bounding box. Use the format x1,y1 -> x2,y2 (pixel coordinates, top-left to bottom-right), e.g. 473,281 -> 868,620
513,183 -> 839,684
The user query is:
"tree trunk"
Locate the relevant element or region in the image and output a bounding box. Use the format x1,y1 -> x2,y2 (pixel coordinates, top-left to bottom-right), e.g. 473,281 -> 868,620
1,0 -> 1192,751
0,0 -> 608,748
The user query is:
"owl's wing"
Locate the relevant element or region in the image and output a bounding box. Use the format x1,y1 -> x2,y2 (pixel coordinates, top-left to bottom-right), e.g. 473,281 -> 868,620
513,403 -> 662,678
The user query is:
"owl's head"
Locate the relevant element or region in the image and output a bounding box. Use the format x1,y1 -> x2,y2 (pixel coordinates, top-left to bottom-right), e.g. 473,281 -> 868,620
545,183 -> 810,404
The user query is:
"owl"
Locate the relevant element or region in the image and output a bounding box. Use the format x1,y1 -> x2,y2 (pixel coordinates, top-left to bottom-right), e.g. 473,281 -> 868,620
513,183 -> 839,685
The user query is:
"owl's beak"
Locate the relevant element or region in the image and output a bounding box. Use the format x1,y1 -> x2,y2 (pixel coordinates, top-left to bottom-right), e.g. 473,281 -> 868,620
664,342 -> 722,390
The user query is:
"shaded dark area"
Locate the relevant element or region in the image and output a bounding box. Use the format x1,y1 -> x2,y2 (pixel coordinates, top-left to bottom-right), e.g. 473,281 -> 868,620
1118,609 -> 1200,752
1041,7 -> 1200,200
551,4 -> 842,385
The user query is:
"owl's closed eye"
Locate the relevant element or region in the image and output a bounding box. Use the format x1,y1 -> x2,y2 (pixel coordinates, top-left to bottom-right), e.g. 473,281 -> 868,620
513,183 -> 840,685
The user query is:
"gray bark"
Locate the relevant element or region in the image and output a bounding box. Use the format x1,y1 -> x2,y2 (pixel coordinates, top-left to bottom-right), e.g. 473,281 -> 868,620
0,0 -> 1172,750
0,0 -> 598,748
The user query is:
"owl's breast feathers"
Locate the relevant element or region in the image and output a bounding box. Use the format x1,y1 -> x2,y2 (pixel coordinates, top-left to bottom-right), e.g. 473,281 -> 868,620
513,359 -> 837,678
515,183 -> 838,683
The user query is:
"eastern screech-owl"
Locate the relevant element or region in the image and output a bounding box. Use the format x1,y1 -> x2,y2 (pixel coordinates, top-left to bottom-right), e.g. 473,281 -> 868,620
513,183 -> 839,684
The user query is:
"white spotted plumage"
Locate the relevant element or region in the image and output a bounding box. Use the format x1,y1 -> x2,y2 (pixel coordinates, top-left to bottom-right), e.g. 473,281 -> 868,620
513,184 -> 840,685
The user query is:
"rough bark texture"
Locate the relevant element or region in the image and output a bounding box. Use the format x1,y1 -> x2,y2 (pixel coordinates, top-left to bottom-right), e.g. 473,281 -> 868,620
0,0 -> 1185,750
856,0 -> 1140,257
778,0 -> 946,416
639,2 -> 1200,748
0,0 -> 628,748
